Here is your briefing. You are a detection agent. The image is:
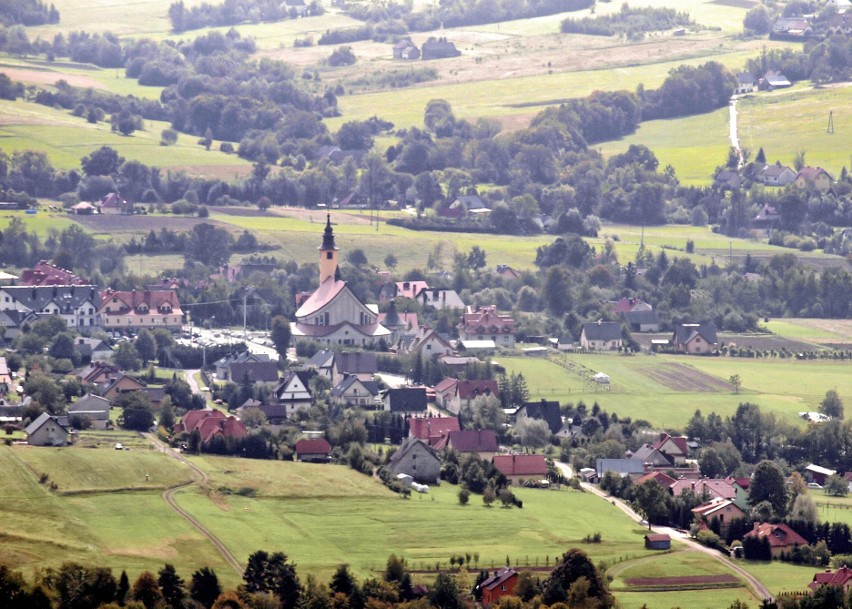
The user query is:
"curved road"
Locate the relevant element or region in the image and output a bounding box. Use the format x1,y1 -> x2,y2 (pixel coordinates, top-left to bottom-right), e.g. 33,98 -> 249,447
554,463 -> 771,601
144,433 -> 243,576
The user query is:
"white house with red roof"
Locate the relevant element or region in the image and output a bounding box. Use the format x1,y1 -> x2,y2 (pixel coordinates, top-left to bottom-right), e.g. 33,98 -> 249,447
98,289 -> 183,331
492,454 -> 548,486
445,379 -> 499,415
292,216 -> 391,347
652,432 -> 690,466
458,305 -> 515,348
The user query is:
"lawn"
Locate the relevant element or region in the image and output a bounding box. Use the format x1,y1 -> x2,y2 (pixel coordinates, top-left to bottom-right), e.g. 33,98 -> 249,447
738,560 -> 817,595
616,587 -> 757,609
175,458 -> 657,581
737,84 -> 852,179
499,353 -> 851,429
765,319 -> 852,346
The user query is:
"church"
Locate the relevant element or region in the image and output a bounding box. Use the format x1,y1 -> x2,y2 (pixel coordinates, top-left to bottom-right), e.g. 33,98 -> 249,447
291,216 -> 391,347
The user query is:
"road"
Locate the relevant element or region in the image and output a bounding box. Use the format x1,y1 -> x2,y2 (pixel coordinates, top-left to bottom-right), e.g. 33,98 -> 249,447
553,462 -> 772,602
729,98 -> 742,168
144,433 -> 243,576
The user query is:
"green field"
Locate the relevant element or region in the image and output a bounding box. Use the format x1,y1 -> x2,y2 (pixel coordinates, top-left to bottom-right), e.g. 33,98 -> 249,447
500,354 -> 851,429
739,560 -> 817,595
738,85 -> 852,179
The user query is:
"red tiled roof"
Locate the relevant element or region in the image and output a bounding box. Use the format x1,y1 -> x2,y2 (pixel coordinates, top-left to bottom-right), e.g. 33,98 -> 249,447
810,566 -> 852,591
747,522 -> 808,548
457,379 -> 499,400
434,378 -> 458,394
294,277 -> 347,318
492,454 -> 548,477
295,438 -> 332,455
445,429 -> 498,453
653,433 -> 689,456
409,417 -> 460,442
461,306 -> 514,333
99,289 -> 183,315
670,478 -> 736,500
481,568 -> 517,591
20,260 -> 88,286
635,471 -> 676,487
395,281 -> 429,299
610,297 -> 647,314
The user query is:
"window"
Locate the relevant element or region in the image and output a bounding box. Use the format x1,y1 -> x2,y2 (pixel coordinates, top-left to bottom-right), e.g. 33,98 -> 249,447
327,252 -> 333,259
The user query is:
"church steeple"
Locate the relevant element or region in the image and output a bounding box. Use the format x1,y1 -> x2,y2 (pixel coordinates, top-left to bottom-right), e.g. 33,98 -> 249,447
319,214 -> 339,284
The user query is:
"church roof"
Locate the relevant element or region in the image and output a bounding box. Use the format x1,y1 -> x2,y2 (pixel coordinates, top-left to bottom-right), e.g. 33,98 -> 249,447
320,214 -> 338,251
294,277 -> 347,318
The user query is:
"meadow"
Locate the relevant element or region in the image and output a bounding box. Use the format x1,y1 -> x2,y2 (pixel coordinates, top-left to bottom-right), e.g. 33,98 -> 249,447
499,354 -> 852,429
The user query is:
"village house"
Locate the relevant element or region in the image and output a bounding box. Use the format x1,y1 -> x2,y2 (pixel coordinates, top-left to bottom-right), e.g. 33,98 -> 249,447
652,432 -> 690,466
394,280 -> 430,301
458,305 -> 515,348
214,351 -> 274,382
435,429 -> 498,461
444,379 -> 499,415
19,260 -> 88,286
580,320 -> 623,351
304,349 -> 335,379
274,371 -> 314,417
734,72 -> 755,95
101,373 -> 147,401
480,568 -> 518,608
495,265 -> 521,280
746,522 -> 809,558
25,412 -> 70,446
671,322 -> 718,354
408,416 -> 460,446
515,400 -> 562,435
809,566 -> 852,594
398,326 -> 455,359
68,394 -> 111,429
97,192 -> 133,214
387,436 -> 441,483
78,361 -> 122,385
757,163 -> 797,187
0,285 -> 100,331
421,37 -> 461,60
330,374 -> 380,408
295,438 -> 332,462
795,166 -> 833,192
383,387 -> 428,414
292,216 -> 391,347
332,351 -> 378,385
174,409 -> 247,445
74,337 -> 113,362
692,498 -> 746,537
393,39 -> 420,60
492,454 -> 548,486
759,70 -> 793,89
98,289 -> 183,331
752,203 -> 782,230
415,288 -> 465,310
624,309 -> 662,333
610,297 -> 653,314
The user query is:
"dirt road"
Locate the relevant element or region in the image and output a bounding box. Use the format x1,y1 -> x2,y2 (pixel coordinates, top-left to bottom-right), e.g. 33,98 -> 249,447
144,433 -> 243,575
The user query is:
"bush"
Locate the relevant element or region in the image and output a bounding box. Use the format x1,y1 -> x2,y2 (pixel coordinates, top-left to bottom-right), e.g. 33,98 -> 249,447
328,46 -> 356,66
695,529 -> 726,552
160,128 -> 178,146
458,488 -> 470,505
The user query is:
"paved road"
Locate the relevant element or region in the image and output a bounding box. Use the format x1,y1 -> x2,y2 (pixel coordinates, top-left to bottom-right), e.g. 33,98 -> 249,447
553,462 -> 772,601
144,433 -> 243,575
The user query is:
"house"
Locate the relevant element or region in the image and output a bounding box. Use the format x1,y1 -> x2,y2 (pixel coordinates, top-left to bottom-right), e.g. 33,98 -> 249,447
393,39 -> 420,60
495,265 -> 522,280
480,568 -> 518,608
458,305 -> 514,349
0,309 -> 37,340
19,260 -> 88,286
492,454 -> 548,486
757,163 -> 797,187
330,374 -> 380,408
0,285 -> 100,331
746,522 -> 809,558
399,326 -> 455,359
670,478 -> 737,502
383,387 -> 428,414
752,203 -> 781,229
74,337 -> 113,362
255,403 -> 289,425
98,289 -> 183,331
653,433 -> 690,466
805,464 -> 836,487
292,216 -> 391,347
78,361 -> 122,385
610,297 -> 653,314
295,438 -> 332,462
809,566 -> 852,594
387,436 -> 441,483
214,351 -> 274,382
437,429 -> 498,461
72,202 -> 95,215
596,458 -> 646,479
230,361 -> 280,386
770,17 -> 811,39
734,72 -> 755,95
101,373 -> 146,401
580,321 -> 622,351
631,444 -> 674,468
634,471 -> 676,488
25,412 -> 70,446
434,378 -> 459,410
0,356 -> 11,392
415,288 -> 465,310
644,534 -> 671,550
281,0 -> 309,17
692,498 -> 746,537
421,37 -> 461,60
98,192 -> 132,214
444,379 -> 499,415
714,169 -> 741,190
274,371 -> 314,417
795,167 -> 833,192
395,281 -> 430,301
408,416 -> 460,446
515,400 -> 562,434
624,310 -> 662,333
305,349 -> 335,379
332,351 -> 378,385
760,70 -> 792,89
671,322 -> 718,354
175,409 -> 247,445
68,394 -> 111,428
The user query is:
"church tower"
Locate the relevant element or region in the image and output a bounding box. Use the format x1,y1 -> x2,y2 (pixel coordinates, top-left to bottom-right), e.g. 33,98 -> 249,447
319,214 -> 339,284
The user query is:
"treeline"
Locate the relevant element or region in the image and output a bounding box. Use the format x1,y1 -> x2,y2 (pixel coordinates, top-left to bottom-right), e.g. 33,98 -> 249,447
0,0 -> 58,26
0,547 -> 614,609
168,0 -> 324,33
744,34 -> 852,84
561,5 -> 693,39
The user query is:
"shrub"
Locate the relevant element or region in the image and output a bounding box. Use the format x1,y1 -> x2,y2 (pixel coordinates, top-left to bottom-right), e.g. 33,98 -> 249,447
458,488 -> 470,505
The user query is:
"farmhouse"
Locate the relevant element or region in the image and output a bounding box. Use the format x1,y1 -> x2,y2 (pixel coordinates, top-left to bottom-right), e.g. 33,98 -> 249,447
734,72 -> 755,95
757,163 -> 797,187
68,394 -> 111,428
671,322 -> 718,354
746,522 -> 809,558
759,70 -> 792,89
459,305 -> 515,348
492,454 -> 548,486
624,309 -> 662,333
97,192 -> 132,214
393,39 -> 420,60
580,320 -> 622,351
25,412 -> 70,446
292,216 -> 391,347
480,568 -> 518,608
387,436 -> 441,483
804,463 -> 836,486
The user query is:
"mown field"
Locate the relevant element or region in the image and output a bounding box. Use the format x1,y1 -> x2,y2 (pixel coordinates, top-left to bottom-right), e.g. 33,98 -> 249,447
499,354 -> 852,429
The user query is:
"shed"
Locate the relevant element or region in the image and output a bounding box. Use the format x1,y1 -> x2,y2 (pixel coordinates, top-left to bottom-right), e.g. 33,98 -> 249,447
645,533 -> 671,550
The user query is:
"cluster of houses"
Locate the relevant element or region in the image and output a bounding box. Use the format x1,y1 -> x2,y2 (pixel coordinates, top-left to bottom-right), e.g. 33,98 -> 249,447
392,36 -> 461,61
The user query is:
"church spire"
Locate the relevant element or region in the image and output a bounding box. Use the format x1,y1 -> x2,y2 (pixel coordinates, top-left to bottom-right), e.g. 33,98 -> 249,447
319,214 -> 339,284
320,213 -> 338,251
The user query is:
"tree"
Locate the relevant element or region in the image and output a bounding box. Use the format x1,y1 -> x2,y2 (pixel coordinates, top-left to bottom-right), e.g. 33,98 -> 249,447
749,460 -> 788,516
186,223 -> 232,267
384,253 -> 398,269
135,330 -> 156,365
820,389 -> 844,419
158,564 -> 186,609
467,246 -> 487,271
825,473 -> 849,497
243,551 -> 301,609
53,562 -> 117,609
790,493 -> 818,524
543,549 -> 612,608
329,564 -> 356,597
119,392 -> 155,431
698,448 -> 727,478
81,146 -> 124,176
743,5 -> 771,34
428,572 -> 463,609
131,571 -> 163,609
346,249 -> 368,266
190,568 -> 221,609
270,316 -> 292,360
114,341 -> 142,370
632,480 -> 671,528
729,374 -> 742,394
116,570 -> 130,606
516,418 -> 552,448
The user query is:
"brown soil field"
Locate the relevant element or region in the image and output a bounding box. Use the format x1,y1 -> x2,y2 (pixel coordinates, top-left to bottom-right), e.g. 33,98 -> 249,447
717,333 -> 819,352
641,362 -> 732,392
71,215 -> 230,233
626,574 -> 740,586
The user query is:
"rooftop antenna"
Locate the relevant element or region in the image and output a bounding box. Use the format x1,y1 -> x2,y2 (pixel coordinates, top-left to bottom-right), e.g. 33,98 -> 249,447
827,110 -> 834,134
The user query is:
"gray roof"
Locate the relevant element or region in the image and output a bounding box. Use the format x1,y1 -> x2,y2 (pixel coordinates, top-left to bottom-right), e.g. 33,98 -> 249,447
3,285 -> 99,313
230,361 -> 279,383
69,393 -> 111,414
307,349 -> 335,368
25,412 -> 68,435
335,351 -> 377,375
331,375 -> 379,398
673,322 -> 718,346
582,321 -> 622,341
624,310 -> 662,325
386,387 -> 427,412
389,436 -> 440,468
596,458 -> 645,477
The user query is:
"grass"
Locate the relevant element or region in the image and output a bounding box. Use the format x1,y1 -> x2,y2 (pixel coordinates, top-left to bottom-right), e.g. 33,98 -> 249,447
615,587 -> 756,609
0,211 -> 76,237
175,457 -> 658,581
499,354 -> 852,429
764,319 -> 852,345
738,560 -> 817,595
737,84 -> 852,179
598,107 -> 730,186
610,549 -> 741,588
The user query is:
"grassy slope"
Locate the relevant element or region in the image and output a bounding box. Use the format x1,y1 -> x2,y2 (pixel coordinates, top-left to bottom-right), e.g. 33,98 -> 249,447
499,354 -> 852,429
